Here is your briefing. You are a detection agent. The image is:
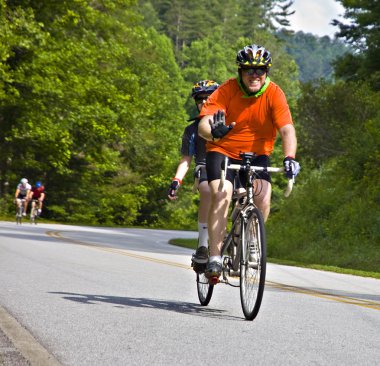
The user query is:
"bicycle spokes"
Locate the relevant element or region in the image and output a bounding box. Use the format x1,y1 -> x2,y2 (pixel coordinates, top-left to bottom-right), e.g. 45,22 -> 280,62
240,208 -> 266,320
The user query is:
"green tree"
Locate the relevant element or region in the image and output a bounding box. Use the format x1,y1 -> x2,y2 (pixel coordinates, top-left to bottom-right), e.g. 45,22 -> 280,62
141,0 -> 296,55
333,0 -> 380,90
0,0 -> 187,225
278,30 -> 349,82
297,80 -> 380,165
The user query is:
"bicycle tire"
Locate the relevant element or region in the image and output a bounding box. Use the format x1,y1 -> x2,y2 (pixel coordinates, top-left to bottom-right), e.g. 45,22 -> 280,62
196,272 -> 214,306
30,204 -> 38,225
30,211 -> 37,224
16,206 -> 23,225
240,207 -> 266,320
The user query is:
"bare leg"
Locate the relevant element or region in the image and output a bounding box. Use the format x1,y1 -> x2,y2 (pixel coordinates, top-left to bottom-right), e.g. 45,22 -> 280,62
16,199 -> 22,211
198,181 -> 211,223
196,181 -> 211,249
253,179 -> 272,222
31,200 -> 36,215
23,200 -> 28,214
207,179 -> 233,257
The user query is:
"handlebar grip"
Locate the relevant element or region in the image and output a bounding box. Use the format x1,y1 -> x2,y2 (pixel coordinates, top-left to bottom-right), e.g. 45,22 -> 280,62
284,178 -> 294,198
218,156 -> 229,192
218,169 -> 226,192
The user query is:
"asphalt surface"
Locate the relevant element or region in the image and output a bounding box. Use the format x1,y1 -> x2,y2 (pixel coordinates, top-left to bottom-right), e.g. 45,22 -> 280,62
1,221 -> 379,365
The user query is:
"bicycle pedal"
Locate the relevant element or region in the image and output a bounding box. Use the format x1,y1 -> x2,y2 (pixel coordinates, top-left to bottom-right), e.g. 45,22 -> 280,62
209,276 -> 220,285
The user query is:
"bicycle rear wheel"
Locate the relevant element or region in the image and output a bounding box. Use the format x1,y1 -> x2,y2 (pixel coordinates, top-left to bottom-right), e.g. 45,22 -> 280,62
240,207 -> 266,320
196,272 -> 214,306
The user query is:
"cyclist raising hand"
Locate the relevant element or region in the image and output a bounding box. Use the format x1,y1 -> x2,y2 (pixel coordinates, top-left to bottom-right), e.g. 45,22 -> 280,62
198,44 -> 300,279
168,80 -> 219,270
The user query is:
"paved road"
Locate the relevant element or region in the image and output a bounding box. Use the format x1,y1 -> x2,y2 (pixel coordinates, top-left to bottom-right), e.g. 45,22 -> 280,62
0,221 -> 379,365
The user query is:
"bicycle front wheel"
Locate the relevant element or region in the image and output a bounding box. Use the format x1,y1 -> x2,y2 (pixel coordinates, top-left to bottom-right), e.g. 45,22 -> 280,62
240,207 -> 266,320
196,272 -> 214,306
30,212 -> 36,224
16,207 -> 22,225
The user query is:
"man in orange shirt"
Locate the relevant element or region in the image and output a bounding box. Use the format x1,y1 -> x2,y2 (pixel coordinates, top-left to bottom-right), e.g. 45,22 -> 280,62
198,44 -> 300,279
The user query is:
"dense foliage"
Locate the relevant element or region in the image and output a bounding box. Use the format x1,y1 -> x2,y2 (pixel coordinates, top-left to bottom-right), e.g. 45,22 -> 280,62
0,0 -> 379,271
265,0 -> 380,271
0,0 -> 188,225
267,81 -> 380,272
277,30 -> 349,82
333,0 -> 380,89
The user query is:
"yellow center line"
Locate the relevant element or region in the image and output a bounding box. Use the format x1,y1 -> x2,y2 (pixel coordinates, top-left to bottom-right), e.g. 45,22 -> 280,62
46,230 -> 380,311
46,230 -> 191,269
266,281 -> 380,311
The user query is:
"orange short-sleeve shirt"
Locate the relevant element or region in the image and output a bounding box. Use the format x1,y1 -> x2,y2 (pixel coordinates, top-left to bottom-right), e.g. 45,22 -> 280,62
199,77 -> 293,159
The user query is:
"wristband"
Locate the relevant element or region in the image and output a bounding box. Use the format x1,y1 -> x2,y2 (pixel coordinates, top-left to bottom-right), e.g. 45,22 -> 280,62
285,155 -> 295,159
172,177 -> 182,185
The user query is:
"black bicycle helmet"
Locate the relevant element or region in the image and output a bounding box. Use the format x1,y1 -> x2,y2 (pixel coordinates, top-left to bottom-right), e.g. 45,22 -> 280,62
236,44 -> 272,68
191,80 -> 219,98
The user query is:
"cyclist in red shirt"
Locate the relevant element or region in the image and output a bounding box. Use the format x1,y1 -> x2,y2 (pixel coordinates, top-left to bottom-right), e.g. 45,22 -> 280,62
29,181 -> 46,215
198,44 -> 300,279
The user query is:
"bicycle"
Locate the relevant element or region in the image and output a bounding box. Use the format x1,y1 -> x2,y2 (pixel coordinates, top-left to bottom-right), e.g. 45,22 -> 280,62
196,152 -> 293,320
30,199 -> 39,225
15,199 -> 26,225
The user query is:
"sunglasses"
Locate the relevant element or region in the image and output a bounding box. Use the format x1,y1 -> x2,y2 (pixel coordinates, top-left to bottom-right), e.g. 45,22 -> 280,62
194,96 -> 209,104
241,68 -> 267,76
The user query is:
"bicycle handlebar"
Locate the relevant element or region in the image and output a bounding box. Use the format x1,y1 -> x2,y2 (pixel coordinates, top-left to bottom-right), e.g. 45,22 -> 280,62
219,163 -> 294,197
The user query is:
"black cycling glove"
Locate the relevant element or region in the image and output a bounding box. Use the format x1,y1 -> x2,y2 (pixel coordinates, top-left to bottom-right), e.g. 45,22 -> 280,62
168,179 -> 181,199
210,110 -> 233,139
283,156 -> 301,179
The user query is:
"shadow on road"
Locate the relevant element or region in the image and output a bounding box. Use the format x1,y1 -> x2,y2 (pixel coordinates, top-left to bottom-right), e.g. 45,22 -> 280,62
49,291 -> 244,321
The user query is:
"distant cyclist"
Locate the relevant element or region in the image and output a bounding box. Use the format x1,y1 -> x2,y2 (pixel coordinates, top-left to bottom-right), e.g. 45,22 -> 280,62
168,80 -> 219,270
14,178 -> 31,216
29,181 -> 46,215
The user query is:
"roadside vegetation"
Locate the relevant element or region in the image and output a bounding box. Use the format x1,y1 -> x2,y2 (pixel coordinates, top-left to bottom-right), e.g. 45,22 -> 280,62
0,0 -> 378,275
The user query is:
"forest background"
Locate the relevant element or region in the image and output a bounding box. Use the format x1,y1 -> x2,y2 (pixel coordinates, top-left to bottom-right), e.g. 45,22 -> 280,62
0,0 -> 379,273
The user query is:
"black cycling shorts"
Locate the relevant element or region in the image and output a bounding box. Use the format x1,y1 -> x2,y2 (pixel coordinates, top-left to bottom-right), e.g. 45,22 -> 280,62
193,165 -> 208,184
206,151 -> 271,185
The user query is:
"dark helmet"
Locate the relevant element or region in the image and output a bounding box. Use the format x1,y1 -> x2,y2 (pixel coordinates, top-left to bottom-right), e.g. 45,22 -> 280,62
236,44 -> 272,68
191,80 -> 219,98
35,181 -> 42,188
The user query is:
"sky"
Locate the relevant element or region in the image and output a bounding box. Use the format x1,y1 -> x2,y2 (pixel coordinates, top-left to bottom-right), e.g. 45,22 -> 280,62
288,0 -> 346,38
